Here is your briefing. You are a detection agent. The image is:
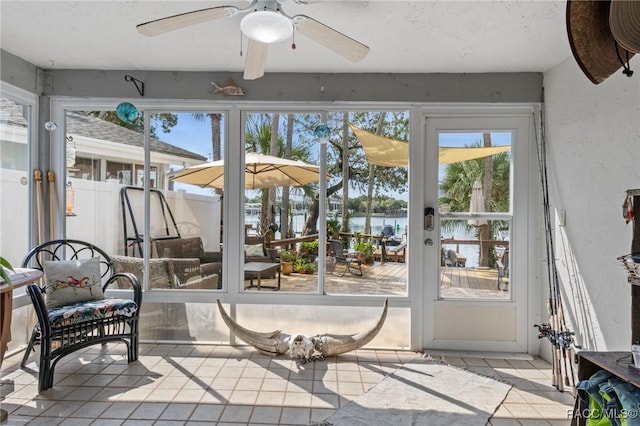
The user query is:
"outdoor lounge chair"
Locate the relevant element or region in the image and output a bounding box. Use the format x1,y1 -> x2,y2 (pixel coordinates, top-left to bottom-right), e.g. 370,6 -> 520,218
329,239 -> 363,276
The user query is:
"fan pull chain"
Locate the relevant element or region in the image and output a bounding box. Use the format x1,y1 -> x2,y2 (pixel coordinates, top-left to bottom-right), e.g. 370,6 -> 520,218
240,29 -> 243,57
291,28 -> 296,50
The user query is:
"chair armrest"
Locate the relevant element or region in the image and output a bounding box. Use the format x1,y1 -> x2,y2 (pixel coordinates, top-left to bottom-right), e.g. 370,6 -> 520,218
176,274 -> 219,290
26,284 -> 51,330
200,262 -> 222,278
106,272 -> 142,307
200,251 -> 222,264
169,258 -> 203,283
266,248 -> 278,263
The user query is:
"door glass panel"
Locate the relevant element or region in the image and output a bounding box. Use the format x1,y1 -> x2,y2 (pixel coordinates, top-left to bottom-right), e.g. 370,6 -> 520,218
438,131 -> 512,299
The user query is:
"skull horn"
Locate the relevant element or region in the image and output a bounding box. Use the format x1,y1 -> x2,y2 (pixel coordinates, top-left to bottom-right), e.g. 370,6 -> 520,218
216,299 -> 290,355
217,299 -> 388,357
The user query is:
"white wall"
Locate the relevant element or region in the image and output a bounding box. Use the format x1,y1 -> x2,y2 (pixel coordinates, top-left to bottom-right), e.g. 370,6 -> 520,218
543,57 -> 640,351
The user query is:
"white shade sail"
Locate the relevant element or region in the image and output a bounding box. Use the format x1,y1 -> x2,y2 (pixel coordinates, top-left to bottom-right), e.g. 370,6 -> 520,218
350,124 -> 511,167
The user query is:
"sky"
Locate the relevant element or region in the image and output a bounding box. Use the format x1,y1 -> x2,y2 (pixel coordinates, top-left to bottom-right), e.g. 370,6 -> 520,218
155,113 -> 512,201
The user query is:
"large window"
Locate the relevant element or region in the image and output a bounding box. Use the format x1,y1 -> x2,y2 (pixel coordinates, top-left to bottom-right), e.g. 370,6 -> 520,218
241,110 -> 409,296
65,110 -> 223,295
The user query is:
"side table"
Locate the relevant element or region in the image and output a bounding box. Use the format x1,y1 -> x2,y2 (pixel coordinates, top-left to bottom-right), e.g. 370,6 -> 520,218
1,268 -> 42,365
244,262 -> 281,290
1,267 -> 42,422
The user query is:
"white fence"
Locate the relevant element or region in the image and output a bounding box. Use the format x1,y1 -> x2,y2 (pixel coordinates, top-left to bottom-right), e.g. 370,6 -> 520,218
0,169 -> 221,265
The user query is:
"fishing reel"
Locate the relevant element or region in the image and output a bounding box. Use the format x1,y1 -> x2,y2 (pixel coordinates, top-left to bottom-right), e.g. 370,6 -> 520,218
533,323 -> 577,349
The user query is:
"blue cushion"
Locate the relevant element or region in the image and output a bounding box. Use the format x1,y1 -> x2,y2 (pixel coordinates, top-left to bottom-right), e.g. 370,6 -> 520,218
47,298 -> 138,328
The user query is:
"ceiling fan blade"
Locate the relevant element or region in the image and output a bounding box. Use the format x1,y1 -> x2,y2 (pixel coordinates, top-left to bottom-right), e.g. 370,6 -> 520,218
137,6 -> 239,37
292,15 -> 369,62
244,39 -> 269,80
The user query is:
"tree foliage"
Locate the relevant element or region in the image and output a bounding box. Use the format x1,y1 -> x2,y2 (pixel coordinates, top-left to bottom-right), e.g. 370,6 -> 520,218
89,111 -> 177,139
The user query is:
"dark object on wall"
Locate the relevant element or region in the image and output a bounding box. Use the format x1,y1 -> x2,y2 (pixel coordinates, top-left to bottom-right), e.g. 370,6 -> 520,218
566,0 -> 635,84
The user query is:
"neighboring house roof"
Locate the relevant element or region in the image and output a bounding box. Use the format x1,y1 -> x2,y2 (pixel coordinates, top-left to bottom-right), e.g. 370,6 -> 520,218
1,98 -> 206,162
66,111 -> 206,162
0,98 -> 28,127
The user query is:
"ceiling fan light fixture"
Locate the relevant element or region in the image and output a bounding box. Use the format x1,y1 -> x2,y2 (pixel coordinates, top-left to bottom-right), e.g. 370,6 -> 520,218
240,10 -> 292,43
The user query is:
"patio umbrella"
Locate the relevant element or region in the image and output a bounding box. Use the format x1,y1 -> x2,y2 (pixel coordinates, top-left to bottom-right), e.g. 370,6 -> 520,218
469,180 -> 488,267
350,124 -> 511,167
171,152 -> 321,190
468,180 -> 488,227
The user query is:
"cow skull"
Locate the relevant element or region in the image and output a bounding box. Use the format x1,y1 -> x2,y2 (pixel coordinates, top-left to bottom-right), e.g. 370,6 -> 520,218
216,299 -> 388,358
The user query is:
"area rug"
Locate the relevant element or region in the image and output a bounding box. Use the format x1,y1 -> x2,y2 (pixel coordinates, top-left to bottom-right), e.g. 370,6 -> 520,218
319,358 -> 512,426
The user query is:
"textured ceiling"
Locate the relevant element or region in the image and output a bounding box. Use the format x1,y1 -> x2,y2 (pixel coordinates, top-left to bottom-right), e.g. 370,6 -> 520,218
0,1 -> 572,75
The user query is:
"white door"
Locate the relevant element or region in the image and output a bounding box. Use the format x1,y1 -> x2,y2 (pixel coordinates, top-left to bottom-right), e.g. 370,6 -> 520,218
422,112 -> 534,353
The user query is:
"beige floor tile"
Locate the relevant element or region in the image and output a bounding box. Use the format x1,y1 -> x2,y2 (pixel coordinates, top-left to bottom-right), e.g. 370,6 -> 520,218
0,345 -> 575,425
129,401 -> 168,419
283,391 -> 312,407
280,407 -> 311,425
255,390 -> 286,405
145,387 -> 180,402
218,404 -> 254,423
228,389 -> 259,404
189,403 -> 225,422
504,402 -> 546,418
262,378 -> 289,392
250,405 -> 283,424
171,388 -> 206,403
532,403 -> 573,420
337,381 -> 364,395
210,376 -> 239,390
310,394 -> 340,409
159,402 -> 196,420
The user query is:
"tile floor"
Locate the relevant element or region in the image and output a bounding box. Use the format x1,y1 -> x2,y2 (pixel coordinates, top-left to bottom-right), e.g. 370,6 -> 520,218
0,343 -> 576,425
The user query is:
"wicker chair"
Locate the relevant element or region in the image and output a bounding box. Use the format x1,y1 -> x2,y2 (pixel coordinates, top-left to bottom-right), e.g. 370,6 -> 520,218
20,239 -> 142,392
153,237 -> 222,282
111,255 -> 219,290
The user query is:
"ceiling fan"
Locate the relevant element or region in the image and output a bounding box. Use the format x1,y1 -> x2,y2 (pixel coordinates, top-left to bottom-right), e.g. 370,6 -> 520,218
136,0 -> 369,80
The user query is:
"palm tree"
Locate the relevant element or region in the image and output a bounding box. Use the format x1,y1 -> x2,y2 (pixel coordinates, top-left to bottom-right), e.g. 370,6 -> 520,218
439,144 -> 510,267
244,114 -> 315,236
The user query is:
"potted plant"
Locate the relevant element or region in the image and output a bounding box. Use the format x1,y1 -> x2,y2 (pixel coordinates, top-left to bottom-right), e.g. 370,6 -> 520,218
326,218 -> 340,240
0,256 -> 14,286
300,241 -> 319,255
279,249 -> 296,275
354,241 -> 375,265
294,258 -> 309,274
303,261 -> 316,274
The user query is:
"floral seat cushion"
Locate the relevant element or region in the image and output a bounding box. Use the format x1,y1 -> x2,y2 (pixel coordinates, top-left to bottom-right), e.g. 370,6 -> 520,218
47,298 -> 138,328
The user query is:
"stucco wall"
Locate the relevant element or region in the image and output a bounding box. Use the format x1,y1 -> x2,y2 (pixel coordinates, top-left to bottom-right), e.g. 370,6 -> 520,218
543,57 -> 640,351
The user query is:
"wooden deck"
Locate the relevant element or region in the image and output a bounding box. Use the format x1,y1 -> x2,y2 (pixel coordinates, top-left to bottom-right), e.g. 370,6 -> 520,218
243,261 -> 509,298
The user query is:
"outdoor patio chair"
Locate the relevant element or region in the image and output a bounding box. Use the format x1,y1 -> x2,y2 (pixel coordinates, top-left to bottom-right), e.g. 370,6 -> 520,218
20,239 -> 142,392
111,255 -> 219,290
154,237 -> 222,281
244,235 -> 278,279
329,239 -> 363,276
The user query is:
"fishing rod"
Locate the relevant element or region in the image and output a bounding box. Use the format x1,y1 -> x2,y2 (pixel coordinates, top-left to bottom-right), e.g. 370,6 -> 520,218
533,102 -> 576,391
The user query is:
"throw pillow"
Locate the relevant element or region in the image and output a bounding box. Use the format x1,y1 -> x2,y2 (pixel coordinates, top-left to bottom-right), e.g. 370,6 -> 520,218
43,256 -> 104,309
245,243 -> 265,257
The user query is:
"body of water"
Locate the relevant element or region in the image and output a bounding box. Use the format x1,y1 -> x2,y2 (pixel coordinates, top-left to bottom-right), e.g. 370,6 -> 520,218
246,213 -> 486,268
